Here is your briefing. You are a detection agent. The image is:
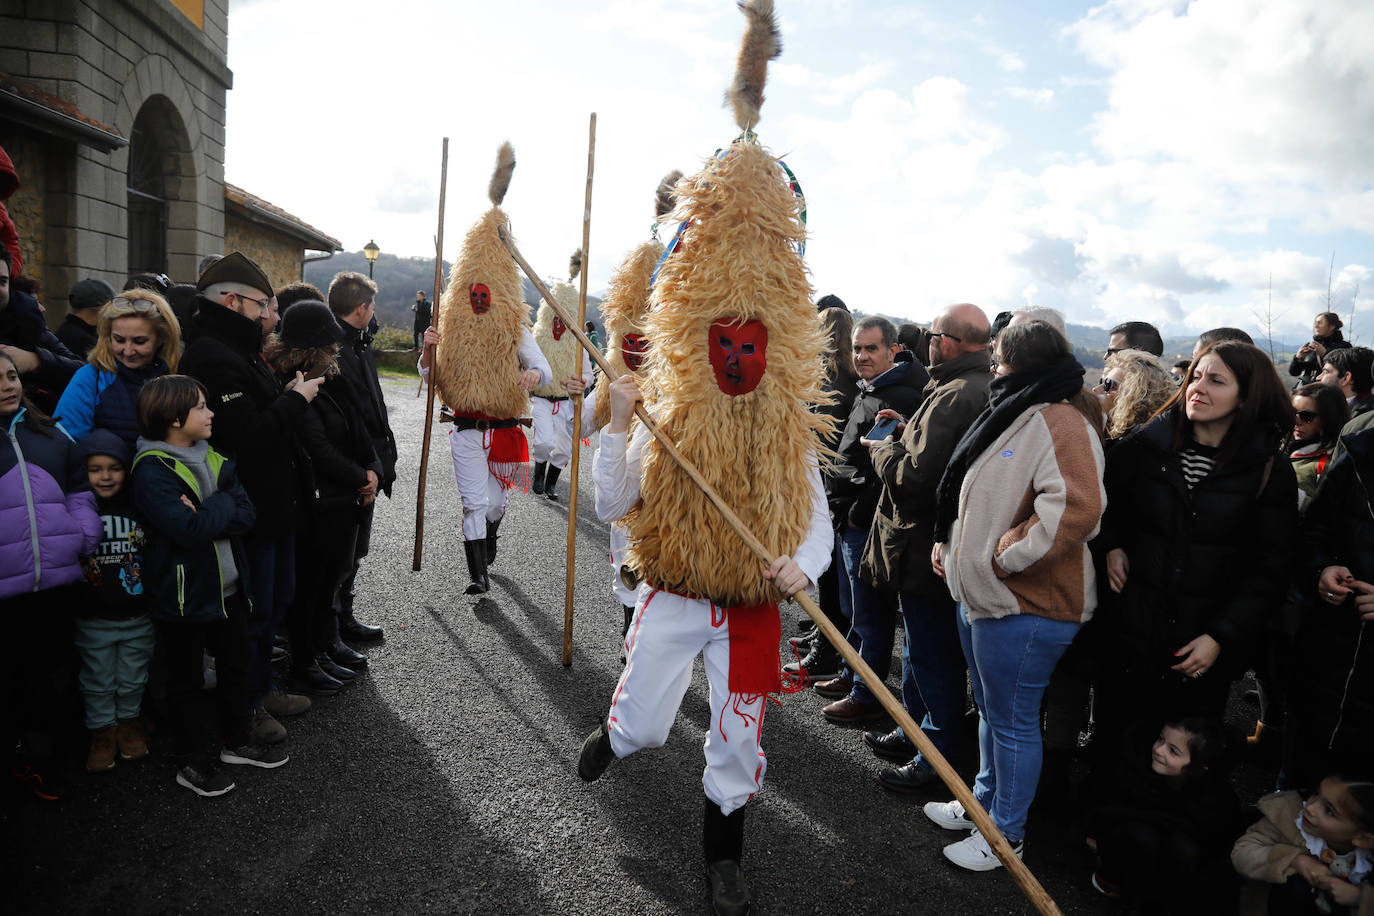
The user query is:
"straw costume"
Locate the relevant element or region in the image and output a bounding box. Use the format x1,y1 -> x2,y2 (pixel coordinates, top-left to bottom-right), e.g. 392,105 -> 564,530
530,251 -> 594,501
578,4 -> 834,913
427,143 -> 552,595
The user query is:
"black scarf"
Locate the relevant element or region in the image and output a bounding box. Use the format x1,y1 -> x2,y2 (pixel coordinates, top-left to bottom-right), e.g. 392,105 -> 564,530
933,354 -> 1085,542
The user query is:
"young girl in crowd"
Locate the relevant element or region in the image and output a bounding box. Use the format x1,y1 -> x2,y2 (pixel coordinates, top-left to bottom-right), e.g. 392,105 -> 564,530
1233,775 -> 1374,915
0,349 -> 101,799
1086,717 -> 1241,910
74,429 -> 154,772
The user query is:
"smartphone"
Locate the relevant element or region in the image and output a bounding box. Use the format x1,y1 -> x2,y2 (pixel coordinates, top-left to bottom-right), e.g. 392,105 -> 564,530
867,416 -> 898,442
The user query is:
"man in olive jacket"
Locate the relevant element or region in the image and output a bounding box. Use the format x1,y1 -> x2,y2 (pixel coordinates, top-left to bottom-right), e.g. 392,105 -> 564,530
862,303 -> 992,792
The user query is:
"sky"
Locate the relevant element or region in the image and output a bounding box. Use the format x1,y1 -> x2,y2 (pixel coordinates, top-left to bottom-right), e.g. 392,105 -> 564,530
224,0 -> 1374,341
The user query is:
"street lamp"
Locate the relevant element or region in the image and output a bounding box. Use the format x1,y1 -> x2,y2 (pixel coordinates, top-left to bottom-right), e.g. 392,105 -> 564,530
363,239 -> 380,279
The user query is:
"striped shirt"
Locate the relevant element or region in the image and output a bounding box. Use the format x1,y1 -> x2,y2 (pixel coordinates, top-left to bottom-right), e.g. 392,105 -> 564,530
1180,443 -> 1218,491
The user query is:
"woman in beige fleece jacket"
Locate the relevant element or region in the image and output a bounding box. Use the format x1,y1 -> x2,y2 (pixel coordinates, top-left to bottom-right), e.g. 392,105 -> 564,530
922,320 -> 1106,872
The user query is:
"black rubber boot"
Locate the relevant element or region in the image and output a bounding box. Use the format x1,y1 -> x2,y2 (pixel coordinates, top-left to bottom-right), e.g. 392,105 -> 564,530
463,539 -> 489,594
485,517 -> 501,565
577,721 -> 615,782
544,465 -> 562,500
619,604 -> 635,664
531,461 -> 548,494
703,797 -> 749,916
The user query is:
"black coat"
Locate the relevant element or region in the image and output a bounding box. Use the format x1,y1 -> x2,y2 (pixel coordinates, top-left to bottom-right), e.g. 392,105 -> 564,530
0,288 -> 82,413
336,320 -> 397,495
1288,332 -> 1350,383
825,356 -> 929,530
1095,410 -> 1297,677
178,299 -> 307,535
1296,427 -> 1374,761
296,379 -> 381,517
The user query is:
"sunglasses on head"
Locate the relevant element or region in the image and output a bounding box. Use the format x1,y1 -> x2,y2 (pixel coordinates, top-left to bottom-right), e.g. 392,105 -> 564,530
109,297 -> 159,313
1296,409 -> 1319,423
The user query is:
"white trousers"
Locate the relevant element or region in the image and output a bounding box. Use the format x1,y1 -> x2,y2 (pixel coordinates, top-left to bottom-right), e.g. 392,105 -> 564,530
607,588 -> 768,816
531,396 -> 574,468
609,523 -> 635,608
449,427 -> 512,540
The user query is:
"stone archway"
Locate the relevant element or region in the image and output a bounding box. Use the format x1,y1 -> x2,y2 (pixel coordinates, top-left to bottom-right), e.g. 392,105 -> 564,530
126,95 -> 194,274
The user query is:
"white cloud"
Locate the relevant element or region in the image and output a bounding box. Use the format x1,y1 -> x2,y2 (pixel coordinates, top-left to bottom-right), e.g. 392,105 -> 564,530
1007,86 -> 1054,107
997,51 -> 1026,72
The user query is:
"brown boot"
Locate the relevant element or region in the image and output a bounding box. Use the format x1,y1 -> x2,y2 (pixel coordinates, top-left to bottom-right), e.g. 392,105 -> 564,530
87,726 -> 118,772
116,718 -> 149,760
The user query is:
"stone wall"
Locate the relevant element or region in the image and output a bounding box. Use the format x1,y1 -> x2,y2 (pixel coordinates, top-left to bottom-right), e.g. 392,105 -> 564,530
225,214 -> 304,294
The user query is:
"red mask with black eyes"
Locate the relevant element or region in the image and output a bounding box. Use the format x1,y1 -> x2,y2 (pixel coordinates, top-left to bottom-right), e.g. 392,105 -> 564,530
708,318 -> 767,396
621,333 -> 649,371
552,315 -> 566,340
469,284 -> 491,315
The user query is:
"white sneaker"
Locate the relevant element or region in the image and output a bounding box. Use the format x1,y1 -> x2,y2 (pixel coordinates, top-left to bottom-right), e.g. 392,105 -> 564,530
942,829 -> 1023,872
923,798 -> 974,831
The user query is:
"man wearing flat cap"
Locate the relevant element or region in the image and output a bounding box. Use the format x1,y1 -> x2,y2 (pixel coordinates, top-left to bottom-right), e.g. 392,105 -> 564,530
179,251 -> 319,744
57,278 -> 115,359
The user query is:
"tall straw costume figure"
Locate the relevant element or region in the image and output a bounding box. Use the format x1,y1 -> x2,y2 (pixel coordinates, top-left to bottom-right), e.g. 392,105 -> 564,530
426,142 -> 552,595
578,3 -> 835,913
529,251 -> 593,501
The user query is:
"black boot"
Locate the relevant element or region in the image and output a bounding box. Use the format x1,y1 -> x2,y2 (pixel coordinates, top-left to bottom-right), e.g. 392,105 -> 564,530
619,604 -> 634,664
463,539 -> 489,594
485,517 -> 501,565
338,590 -> 384,641
577,721 -> 615,782
315,652 -> 357,682
291,662 -> 343,697
531,461 -> 547,494
327,639 -> 368,671
703,797 -> 749,916
544,465 -> 562,500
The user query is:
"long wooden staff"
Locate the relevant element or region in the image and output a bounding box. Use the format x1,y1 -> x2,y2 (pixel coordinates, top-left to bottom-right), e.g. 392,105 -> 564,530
413,137 -> 449,572
498,227 -> 1062,916
564,113 -> 597,667
417,234 -> 439,399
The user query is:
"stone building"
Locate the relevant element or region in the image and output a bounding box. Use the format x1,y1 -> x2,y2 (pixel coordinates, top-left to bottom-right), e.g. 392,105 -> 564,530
0,0 -> 338,318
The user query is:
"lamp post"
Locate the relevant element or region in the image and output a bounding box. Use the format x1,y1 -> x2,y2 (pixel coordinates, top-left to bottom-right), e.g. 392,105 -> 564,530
363,239 -> 380,279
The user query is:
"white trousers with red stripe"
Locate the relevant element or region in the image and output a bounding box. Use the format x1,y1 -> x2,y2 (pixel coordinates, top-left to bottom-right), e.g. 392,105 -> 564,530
531,396 -> 573,468
448,427 -> 512,540
607,587 -> 768,816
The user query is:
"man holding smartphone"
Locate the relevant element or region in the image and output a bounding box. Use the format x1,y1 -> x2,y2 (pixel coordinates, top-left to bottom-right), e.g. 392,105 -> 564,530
804,315 -> 928,723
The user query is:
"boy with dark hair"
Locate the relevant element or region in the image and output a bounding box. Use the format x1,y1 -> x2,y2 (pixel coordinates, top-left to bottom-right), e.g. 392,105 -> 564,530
132,375 -> 286,797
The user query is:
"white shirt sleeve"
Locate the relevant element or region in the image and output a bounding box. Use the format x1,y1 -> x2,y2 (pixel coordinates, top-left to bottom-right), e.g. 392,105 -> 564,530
593,424 -> 648,523
789,457 -> 834,594
517,327 -> 553,387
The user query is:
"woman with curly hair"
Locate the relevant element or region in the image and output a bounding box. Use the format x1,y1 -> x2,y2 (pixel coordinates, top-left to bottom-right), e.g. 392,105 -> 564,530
1094,348 -> 1177,440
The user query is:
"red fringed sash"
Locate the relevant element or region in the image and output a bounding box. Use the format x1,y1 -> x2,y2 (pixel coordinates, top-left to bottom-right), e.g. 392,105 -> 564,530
724,600 -> 786,695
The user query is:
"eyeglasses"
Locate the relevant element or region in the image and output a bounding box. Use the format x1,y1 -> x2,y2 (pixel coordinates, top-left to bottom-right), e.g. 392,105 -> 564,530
1296,409 -> 1319,422
109,297 -> 159,313
1099,376 -> 1119,393
1104,347 -> 1123,359
230,291 -> 269,310
929,331 -> 962,343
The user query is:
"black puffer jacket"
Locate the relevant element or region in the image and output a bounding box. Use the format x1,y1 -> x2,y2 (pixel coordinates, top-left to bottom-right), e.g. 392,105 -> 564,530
824,356 -> 928,530
1095,410 -> 1297,676
1297,427 -> 1374,763
296,378 -> 381,516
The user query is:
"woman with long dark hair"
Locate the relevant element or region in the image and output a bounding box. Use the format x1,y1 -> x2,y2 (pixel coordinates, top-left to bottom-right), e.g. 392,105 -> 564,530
1287,382 -> 1348,512
1094,341 -> 1297,750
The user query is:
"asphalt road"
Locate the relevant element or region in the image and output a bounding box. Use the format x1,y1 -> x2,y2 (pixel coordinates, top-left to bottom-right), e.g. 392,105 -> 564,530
11,374 -> 1217,915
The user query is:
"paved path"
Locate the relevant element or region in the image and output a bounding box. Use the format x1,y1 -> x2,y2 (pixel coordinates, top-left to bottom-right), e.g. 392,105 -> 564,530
12,375 -> 1122,915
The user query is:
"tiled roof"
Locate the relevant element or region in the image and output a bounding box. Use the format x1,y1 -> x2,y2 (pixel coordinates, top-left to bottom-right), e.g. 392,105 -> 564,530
224,181 -> 341,252
0,72 -> 126,150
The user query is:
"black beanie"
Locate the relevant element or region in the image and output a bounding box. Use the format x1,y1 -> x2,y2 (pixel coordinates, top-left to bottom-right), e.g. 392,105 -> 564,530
816,293 -> 848,313
279,300 -> 344,349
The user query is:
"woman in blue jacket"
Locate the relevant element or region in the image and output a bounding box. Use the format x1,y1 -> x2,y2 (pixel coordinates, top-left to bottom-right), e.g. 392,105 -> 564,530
55,289 -> 180,449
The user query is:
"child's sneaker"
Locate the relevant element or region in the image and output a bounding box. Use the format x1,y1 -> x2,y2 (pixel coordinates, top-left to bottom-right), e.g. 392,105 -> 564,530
86,726 -> 118,772
220,743 -> 289,769
116,719 -> 149,760
175,764 -> 235,797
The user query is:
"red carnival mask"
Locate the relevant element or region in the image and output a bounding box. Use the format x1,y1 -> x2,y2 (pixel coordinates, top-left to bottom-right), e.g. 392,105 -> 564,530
552,315 -> 566,340
708,318 -> 767,396
469,284 -> 491,315
621,333 -> 649,372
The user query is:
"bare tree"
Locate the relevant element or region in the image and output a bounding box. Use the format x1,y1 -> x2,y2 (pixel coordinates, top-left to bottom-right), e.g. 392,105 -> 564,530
1252,272 -> 1279,362
1349,283 -> 1360,345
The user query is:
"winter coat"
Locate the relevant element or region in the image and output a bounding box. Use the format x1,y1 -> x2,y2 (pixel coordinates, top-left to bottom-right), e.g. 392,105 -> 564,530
1290,333 -> 1352,384
55,314 -> 97,360
0,408 -> 101,599
336,319 -> 396,495
824,356 -> 928,531
296,378 -> 380,517
864,349 -> 992,595
0,144 -> 21,277
0,288 -> 82,414
131,445 -> 255,622
820,367 -> 860,454
940,400 -> 1105,623
1094,410 -> 1297,676
178,298 -> 306,535
55,360 -> 168,451
1297,427 -> 1374,768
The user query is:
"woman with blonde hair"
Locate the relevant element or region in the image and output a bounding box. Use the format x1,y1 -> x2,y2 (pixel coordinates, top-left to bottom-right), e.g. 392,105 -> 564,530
55,289 -> 180,448
1094,348 -> 1176,439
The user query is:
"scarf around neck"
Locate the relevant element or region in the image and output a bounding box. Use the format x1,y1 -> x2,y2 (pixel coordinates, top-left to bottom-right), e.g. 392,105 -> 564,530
933,354 -> 1085,542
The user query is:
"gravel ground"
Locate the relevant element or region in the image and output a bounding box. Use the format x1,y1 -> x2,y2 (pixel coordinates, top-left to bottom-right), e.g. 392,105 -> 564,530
8,374 -> 1276,915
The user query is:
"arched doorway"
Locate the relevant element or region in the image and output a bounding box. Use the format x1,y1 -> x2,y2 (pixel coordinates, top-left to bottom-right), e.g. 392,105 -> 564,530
126,95 -> 194,276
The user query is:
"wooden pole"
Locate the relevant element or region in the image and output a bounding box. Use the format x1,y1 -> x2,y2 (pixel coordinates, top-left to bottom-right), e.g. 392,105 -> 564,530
563,113 -> 596,667
497,226 -> 1063,916
417,234 -> 439,399
413,137 -> 448,572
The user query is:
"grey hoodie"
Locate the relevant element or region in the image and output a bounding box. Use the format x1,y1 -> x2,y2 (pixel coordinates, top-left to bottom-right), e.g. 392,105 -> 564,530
134,436 -> 240,596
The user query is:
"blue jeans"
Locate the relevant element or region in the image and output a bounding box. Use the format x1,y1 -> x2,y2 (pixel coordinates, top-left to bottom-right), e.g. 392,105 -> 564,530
958,603 -> 1078,843
894,590 -> 965,766
839,524 -> 897,703
247,534 -> 296,710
